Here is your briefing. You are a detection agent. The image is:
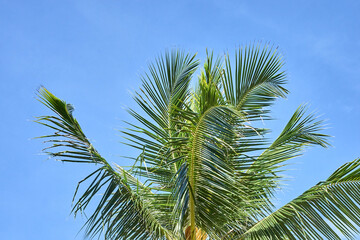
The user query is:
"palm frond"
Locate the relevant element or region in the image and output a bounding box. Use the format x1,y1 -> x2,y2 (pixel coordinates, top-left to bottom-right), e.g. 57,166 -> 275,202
237,158 -> 360,240
124,50 -> 199,183
35,88 -> 173,240
223,43 -> 288,120
177,104 -> 268,239
247,104 -> 330,183
218,105 -> 332,238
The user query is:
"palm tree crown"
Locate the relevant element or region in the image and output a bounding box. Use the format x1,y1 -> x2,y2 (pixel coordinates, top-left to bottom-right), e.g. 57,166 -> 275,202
36,44 -> 360,240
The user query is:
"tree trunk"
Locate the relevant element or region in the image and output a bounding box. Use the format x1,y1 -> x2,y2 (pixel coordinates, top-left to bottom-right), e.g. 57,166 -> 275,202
185,226 -> 208,240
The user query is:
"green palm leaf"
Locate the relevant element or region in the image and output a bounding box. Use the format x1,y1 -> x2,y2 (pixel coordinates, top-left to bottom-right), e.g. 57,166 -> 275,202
223,44 -> 288,120
36,88 -> 174,240
237,158 -> 360,240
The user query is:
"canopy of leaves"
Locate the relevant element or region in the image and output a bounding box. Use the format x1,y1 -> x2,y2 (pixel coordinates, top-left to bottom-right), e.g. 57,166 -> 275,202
36,44 -> 360,240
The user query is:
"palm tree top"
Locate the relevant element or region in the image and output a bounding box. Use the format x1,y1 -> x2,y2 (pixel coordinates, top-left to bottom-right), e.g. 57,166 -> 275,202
35,44 -> 360,240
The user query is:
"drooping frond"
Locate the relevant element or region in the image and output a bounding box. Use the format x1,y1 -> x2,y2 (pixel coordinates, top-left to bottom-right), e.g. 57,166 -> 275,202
237,158 -> 360,240
35,88 -> 173,240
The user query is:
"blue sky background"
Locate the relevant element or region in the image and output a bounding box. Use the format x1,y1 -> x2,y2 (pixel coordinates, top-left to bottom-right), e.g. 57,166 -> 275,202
1,0 -> 360,239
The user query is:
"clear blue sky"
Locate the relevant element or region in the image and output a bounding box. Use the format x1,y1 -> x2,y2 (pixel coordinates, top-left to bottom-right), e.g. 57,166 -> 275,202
1,0 -> 360,239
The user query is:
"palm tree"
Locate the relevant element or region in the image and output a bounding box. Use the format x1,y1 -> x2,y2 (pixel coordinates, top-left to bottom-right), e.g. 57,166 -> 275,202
36,44 -> 360,240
